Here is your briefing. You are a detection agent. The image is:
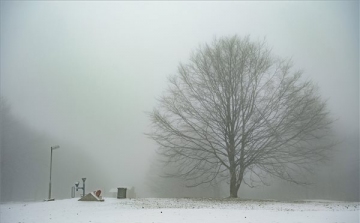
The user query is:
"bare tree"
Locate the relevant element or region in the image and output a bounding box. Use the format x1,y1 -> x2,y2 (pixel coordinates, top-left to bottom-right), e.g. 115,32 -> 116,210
148,36 -> 333,198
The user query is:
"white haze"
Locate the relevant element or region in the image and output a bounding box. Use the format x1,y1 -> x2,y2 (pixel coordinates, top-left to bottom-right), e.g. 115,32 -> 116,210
0,1 -> 358,200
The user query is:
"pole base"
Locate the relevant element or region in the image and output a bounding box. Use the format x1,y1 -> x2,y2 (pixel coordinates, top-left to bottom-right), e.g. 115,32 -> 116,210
44,198 -> 55,201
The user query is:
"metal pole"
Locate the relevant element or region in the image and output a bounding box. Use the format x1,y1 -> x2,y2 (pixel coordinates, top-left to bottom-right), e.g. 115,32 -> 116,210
82,178 -> 86,197
48,148 -> 53,200
48,145 -> 59,201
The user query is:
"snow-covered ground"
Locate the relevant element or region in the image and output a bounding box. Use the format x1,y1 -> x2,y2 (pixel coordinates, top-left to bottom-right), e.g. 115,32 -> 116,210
1,198 -> 359,223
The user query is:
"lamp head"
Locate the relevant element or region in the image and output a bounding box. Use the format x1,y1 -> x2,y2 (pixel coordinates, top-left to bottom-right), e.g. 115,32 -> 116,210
82,178 -> 86,182
51,145 -> 60,150
75,182 -> 79,187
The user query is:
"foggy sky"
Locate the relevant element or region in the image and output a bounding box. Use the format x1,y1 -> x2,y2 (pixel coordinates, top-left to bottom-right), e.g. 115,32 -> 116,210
1,1 -> 358,199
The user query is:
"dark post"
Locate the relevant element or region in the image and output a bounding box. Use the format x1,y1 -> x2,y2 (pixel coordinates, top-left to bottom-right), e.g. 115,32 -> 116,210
82,178 -> 86,197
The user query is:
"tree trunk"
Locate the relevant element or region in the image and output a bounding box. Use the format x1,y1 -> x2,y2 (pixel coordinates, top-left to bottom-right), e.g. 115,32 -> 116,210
229,168 -> 243,198
229,168 -> 239,198
230,182 -> 238,198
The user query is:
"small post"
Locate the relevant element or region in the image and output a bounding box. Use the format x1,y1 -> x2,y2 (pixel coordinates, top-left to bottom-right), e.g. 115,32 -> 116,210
82,178 -> 86,197
74,178 -> 86,197
71,186 -> 75,198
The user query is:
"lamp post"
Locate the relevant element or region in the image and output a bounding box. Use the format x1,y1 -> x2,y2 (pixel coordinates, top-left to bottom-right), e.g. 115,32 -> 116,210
48,145 -> 60,201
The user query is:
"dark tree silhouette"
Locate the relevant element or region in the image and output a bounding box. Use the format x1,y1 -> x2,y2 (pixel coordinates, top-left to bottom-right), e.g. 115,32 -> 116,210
148,36 -> 333,198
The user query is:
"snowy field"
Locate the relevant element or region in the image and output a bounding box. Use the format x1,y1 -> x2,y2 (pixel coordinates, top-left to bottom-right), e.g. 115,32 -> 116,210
1,198 -> 359,223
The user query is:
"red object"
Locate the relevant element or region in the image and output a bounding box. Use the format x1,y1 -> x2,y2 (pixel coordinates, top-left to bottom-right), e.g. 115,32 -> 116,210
95,190 -> 101,197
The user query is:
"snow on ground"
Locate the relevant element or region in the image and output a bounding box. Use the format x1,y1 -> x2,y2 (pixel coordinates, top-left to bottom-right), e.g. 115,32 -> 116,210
1,198 -> 359,223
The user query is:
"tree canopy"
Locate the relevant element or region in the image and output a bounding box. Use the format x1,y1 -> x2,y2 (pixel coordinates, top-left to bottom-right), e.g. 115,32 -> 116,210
148,35 -> 333,198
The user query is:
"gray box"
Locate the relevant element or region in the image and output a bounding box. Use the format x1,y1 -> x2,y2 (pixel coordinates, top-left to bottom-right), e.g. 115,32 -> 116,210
117,188 -> 127,199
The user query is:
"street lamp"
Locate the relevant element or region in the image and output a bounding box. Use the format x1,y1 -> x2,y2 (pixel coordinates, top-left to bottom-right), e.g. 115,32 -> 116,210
48,145 -> 60,201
